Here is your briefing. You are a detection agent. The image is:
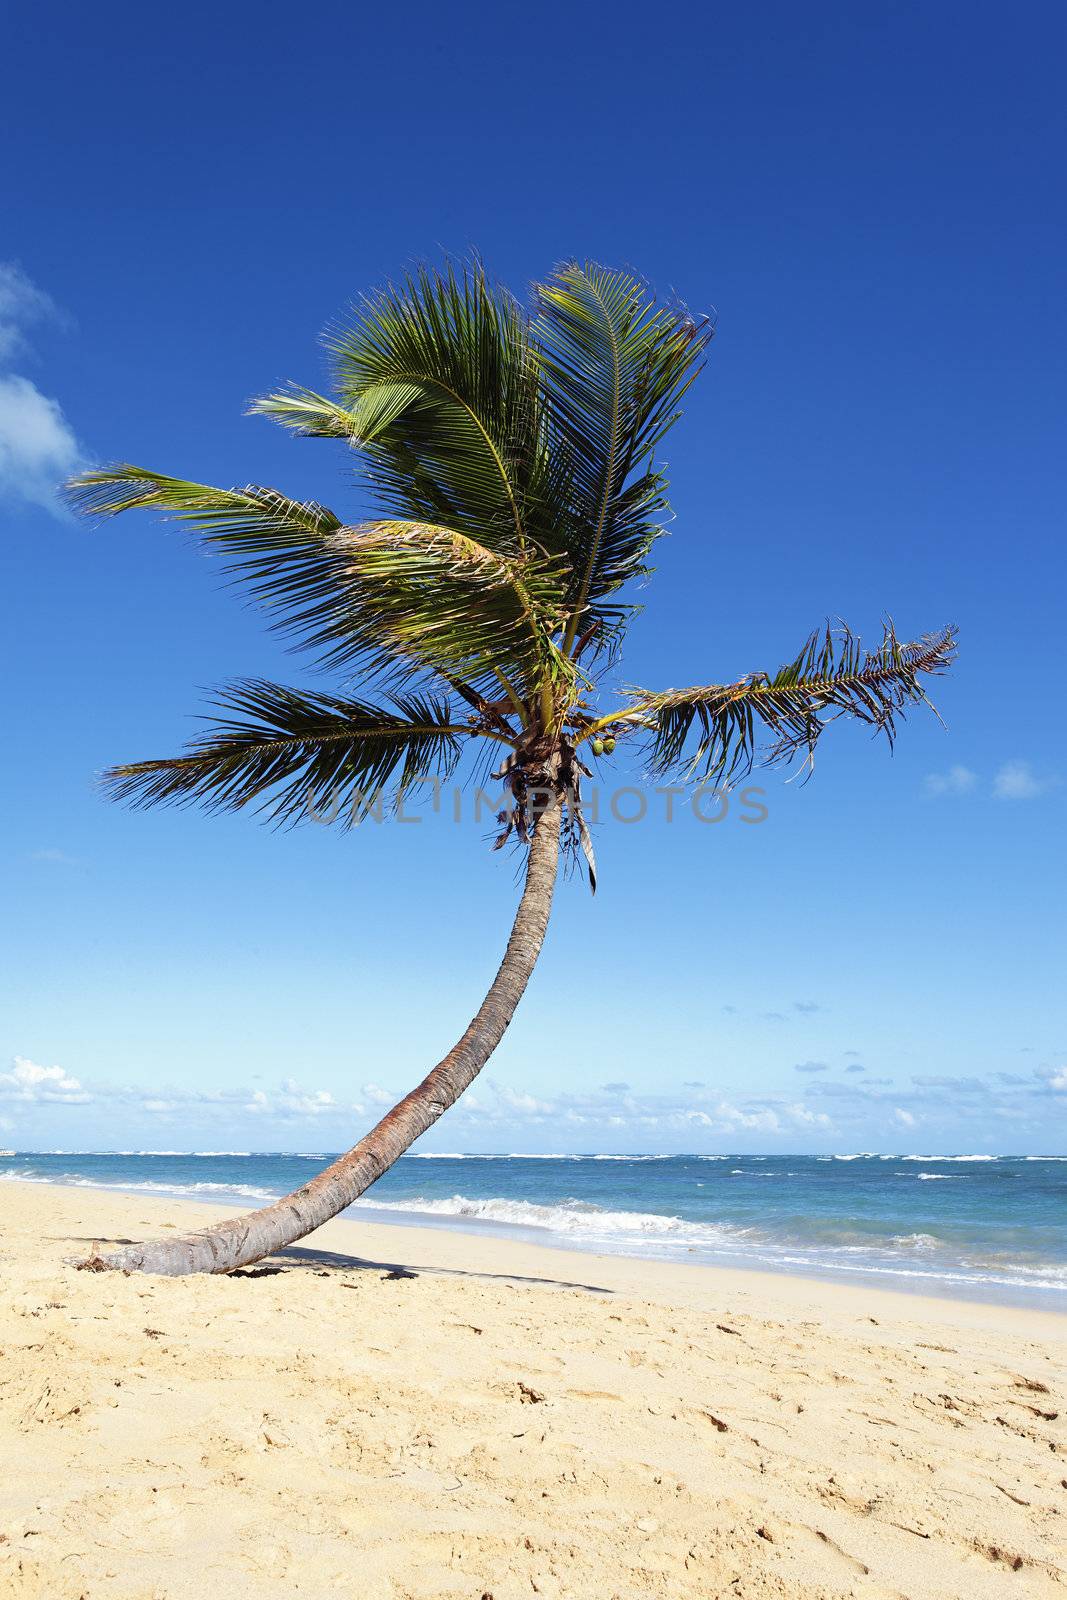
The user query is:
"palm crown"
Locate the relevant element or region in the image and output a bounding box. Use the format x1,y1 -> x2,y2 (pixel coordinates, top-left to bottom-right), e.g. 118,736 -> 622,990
68,260 -> 955,884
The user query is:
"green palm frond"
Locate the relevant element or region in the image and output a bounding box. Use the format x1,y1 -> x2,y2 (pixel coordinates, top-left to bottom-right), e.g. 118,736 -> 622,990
249,382 -> 424,443
339,518 -> 573,697
65,469 -> 566,696
629,623 -> 957,782
534,264 -> 713,647
65,464 -> 363,658
316,260 -> 559,557
103,682 -> 481,825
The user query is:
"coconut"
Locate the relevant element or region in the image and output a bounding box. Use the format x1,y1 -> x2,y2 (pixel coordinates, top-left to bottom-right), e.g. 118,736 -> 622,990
591,737 -> 605,756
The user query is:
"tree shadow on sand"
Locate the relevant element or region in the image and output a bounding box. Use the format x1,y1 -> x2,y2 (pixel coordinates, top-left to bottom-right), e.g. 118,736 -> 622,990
57,1236 -> 614,1294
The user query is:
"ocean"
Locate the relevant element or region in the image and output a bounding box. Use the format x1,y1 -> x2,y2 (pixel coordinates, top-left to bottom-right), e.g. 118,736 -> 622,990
2,1151 -> 1065,1307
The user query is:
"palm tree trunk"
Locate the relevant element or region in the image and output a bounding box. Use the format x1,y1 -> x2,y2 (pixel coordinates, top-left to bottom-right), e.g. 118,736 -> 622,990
82,790 -> 563,1276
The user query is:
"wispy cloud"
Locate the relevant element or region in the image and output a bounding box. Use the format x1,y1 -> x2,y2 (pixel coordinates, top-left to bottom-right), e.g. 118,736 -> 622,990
441,1081 -> 835,1140
923,761 -> 1060,803
793,1060 -> 829,1073
0,262 -> 65,361
28,847 -> 81,866
0,262 -> 84,517
362,1082 -> 395,1106
277,1079 -> 337,1117
924,764 -> 977,797
992,760 -> 1060,801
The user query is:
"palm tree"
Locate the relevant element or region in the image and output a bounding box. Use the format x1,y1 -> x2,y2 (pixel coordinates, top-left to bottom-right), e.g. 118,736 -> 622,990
67,261 -> 955,1275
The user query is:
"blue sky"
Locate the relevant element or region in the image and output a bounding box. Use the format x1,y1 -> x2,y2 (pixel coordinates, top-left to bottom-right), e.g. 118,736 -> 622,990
2,1 -> 1064,1155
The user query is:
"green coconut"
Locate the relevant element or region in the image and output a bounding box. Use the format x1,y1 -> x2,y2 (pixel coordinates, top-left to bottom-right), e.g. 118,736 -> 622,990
591,737 -> 605,756
603,736 -> 616,753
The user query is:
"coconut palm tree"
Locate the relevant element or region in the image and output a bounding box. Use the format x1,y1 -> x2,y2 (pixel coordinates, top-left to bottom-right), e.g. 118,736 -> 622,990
67,260 -> 955,1275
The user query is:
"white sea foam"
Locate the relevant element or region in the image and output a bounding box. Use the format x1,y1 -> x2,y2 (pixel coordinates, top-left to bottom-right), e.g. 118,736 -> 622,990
899,1154 -> 999,1162
405,1152 -> 582,1160
0,1169 -> 275,1201
351,1191 -> 755,1247
591,1154 -> 675,1162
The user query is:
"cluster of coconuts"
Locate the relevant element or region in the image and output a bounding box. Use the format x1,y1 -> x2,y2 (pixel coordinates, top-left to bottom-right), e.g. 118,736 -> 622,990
590,735 -> 616,756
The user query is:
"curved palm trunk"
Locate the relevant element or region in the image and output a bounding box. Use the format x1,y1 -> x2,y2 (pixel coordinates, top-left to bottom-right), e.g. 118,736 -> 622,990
83,792 -> 563,1276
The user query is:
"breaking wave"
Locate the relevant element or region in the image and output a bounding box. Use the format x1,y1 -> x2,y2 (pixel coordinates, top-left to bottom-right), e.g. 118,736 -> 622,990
351,1191 -> 756,1248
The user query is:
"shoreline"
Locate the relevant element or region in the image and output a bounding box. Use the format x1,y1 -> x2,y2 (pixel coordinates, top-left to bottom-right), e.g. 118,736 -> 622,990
1,1180 -> 1065,1598
1,1175 -> 1063,1333
3,1169 -> 1064,1315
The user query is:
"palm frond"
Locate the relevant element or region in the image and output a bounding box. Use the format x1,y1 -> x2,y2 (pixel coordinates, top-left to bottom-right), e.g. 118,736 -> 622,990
65,468 -> 566,696
103,682 -> 479,826
631,623 -> 957,782
321,260 -> 561,559
65,465 -> 361,658
534,263 -> 713,645
249,381 -> 424,442
338,518 -> 574,696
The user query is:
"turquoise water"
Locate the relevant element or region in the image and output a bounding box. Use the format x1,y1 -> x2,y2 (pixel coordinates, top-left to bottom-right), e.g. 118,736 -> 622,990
2,1151 -> 1065,1307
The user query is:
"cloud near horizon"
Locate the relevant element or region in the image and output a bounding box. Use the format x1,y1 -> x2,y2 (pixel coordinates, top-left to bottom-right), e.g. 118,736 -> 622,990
0,262 -> 84,516
3,1054 -> 1065,1152
0,1056 -> 357,1124
0,1056 -> 90,1105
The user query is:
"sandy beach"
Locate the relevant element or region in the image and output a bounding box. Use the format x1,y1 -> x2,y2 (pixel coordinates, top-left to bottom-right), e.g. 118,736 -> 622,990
1,1180 -> 1063,1599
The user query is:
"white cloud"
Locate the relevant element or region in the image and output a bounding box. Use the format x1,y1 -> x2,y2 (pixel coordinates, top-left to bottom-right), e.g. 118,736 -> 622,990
0,262 -> 63,361
1049,1069 -> 1067,1092
786,1103 -> 832,1127
493,1084 -> 554,1116
0,374 -> 83,514
993,761 -> 1059,801
0,262 -> 84,517
0,1055 -> 90,1104
277,1078 -> 337,1117
710,1100 -> 781,1132
362,1082 -> 394,1106
925,765 -> 977,797
893,1107 -> 916,1127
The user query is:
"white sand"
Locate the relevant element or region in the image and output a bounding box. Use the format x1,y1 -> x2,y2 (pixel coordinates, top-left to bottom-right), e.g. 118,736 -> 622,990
1,1180 -> 1064,1598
